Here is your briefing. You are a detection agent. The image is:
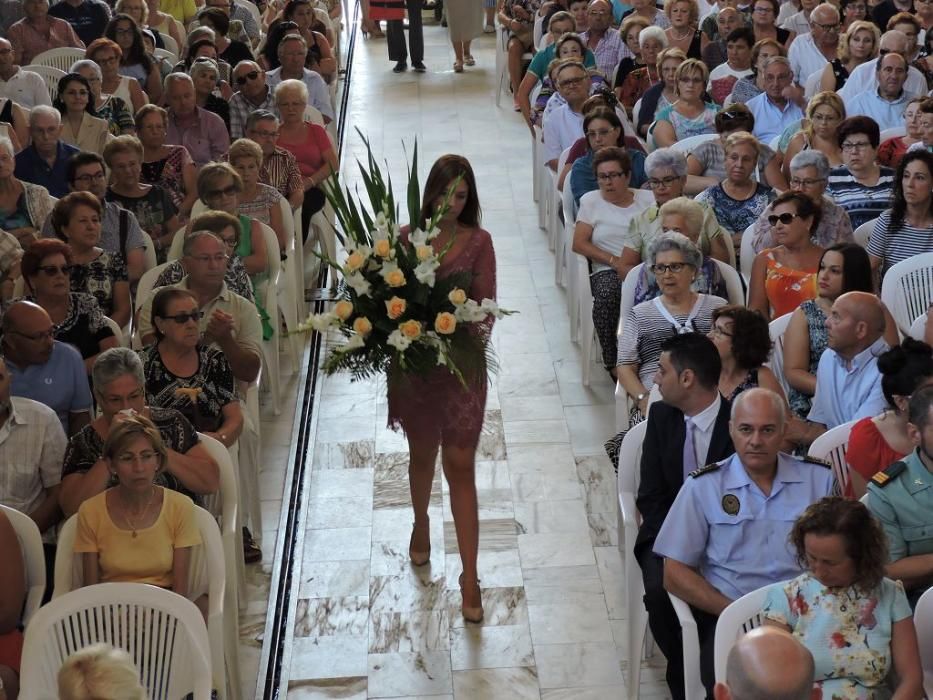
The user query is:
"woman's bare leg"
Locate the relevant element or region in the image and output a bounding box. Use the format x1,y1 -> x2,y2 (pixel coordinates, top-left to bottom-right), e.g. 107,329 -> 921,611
441,443 -> 479,584
407,432 -> 440,540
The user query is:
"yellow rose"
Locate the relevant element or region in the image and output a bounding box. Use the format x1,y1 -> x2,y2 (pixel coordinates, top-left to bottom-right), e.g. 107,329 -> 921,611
385,296 -> 406,320
334,300 -> 353,321
416,245 -> 433,261
345,251 -> 365,272
374,238 -> 392,258
399,319 -> 422,340
448,288 -> 467,305
385,269 -> 406,287
434,312 -> 457,335
352,317 -> 373,336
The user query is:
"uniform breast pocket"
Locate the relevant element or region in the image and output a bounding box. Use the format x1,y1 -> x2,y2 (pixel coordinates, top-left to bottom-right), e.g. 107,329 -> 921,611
707,512 -> 755,563
901,524 -> 933,557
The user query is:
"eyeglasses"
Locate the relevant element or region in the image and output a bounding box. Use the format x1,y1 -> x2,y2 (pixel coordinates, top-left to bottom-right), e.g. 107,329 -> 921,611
10,327 -> 56,341
37,264 -> 72,276
596,171 -> 626,182
206,184 -> 237,198
219,236 -> 238,248
159,310 -> 204,324
790,177 -> 825,187
74,171 -> 106,183
235,70 -> 260,85
115,450 -> 159,465
586,127 -> 616,138
810,113 -> 840,123
650,262 -> 691,274
95,54 -> 118,65
188,253 -> 229,264
709,325 -> 734,338
811,21 -> 840,31
768,212 -> 801,225
841,141 -> 872,151
646,175 -> 681,189
558,75 -> 587,88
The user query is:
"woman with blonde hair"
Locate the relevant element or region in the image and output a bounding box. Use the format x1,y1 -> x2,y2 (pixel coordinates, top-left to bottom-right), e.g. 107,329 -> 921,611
58,644 -> 145,700
227,138 -> 288,254
650,58 -> 720,148
818,19 -> 879,93
663,0 -> 706,59
781,92 -> 846,180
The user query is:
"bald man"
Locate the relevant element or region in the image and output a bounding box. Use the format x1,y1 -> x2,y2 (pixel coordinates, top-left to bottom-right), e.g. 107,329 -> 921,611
715,627 -> 817,700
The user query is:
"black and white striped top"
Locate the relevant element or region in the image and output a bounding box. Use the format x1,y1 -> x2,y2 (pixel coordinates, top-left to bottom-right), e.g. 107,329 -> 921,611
826,166 -> 896,231
866,209 -> 933,278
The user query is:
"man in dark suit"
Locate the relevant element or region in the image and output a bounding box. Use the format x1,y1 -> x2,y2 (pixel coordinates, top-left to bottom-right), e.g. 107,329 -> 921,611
635,333 -> 735,700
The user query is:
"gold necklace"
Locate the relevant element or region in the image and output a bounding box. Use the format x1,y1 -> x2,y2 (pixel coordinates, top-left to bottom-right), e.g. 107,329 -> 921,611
122,487 -> 157,539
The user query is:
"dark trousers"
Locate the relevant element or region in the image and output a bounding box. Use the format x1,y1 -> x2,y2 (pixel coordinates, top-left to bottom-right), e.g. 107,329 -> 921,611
43,543 -> 56,604
637,549 -> 718,700
387,0 -> 424,63
301,187 -> 326,244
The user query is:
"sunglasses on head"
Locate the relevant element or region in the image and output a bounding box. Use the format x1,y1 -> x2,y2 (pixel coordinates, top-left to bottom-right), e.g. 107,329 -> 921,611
235,70 -> 260,85
160,310 -> 204,324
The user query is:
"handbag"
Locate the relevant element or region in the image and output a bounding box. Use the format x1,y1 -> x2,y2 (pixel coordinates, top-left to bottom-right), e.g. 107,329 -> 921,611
369,0 -> 406,21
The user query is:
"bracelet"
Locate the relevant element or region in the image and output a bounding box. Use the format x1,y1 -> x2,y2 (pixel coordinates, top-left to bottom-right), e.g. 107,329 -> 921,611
608,255 -> 615,265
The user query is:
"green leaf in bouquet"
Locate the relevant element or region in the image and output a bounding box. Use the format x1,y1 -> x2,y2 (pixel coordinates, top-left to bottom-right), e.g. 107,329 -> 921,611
406,140 -> 420,228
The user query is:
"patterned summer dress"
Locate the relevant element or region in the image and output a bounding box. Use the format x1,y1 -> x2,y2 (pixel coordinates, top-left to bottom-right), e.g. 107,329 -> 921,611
763,248 -> 818,318
788,299 -> 828,418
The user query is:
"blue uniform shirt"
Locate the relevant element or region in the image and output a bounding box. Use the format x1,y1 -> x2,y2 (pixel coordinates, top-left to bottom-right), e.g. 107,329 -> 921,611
653,452 -> 837,601
7,341 -> 92,434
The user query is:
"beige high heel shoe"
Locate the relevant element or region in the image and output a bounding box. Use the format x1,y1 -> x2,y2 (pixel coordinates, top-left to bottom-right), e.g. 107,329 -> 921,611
459,573 -> 483,623
409,521 -> 430,566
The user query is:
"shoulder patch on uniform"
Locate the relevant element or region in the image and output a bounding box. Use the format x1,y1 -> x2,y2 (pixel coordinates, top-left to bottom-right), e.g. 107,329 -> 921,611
801,456 -> 832,469
870,461 -> 907,488
689,463 -> 721,478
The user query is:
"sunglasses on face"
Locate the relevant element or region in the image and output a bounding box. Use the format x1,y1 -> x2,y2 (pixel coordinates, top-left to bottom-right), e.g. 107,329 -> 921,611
159,310 -> 204,324
235,70 -> 260,85
206,184 -> 237,198
768,212 -> 800,225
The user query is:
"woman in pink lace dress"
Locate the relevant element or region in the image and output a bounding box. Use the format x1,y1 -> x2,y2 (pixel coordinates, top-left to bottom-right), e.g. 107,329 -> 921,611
387,155 -> 496,624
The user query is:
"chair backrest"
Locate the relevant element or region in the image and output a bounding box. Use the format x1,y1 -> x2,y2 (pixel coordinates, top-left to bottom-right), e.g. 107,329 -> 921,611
556,146 -> 571,180
713,584 -> 773,683
618,262 -> 643,340
852,217 -> 877,249
159,32 -> 180,57
30,48 -> 86,72
808,419 -> 856,496
915,586 -> 933,698
304,104 -> 325,126
880,252 -> 933,337
909,312 -> 927,342
803,69 -> 822,100
153,47 -> 177,65
711,259 -> 745,306
632,97 -> 643,128
103,315 -> 125,347
22,65 -> 65,102
197,433 -> 239,542
768,312 -> 793,398
670,133 -> 718,155
880,126 -> 907,142
0,505 -> 45,628
739,223 -> 756,285
20,582 -> 213,700
134,262 -> 171,313
167,223 -> 189,261
617,419 -> 649,501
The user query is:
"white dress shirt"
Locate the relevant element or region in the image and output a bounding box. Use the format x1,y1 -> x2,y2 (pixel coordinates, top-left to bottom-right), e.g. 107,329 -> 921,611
788,32 -> 830,83
542,103 -> 584,164
844,89 -> 919,131
686,392 -> 722,468
838,58 -> 928,100
0,67 -> 52,110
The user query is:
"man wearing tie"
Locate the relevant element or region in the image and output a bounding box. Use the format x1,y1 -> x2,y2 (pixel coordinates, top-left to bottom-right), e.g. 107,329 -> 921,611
635,333 -> 735,700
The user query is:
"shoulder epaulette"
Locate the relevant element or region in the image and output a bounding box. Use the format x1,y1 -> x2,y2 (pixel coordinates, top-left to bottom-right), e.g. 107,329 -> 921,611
801,456 -> 832,469
689,463 -> 721,478
870,461 -> 907,488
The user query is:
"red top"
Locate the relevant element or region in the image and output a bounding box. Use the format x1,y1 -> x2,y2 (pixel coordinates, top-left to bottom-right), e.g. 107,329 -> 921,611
276,122 -> 332,177
847,416 -> 906,482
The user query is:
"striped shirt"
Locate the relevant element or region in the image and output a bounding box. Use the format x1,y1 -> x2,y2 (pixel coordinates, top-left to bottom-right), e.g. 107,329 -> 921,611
866,209 -> 933,279
826,165 -> 896,231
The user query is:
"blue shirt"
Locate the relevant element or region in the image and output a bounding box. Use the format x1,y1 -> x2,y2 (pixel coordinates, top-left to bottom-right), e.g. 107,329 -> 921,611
844,89 -> 918,132
7,341 -> 92,434
808,337 -> 888,429
745,92 -> 805,145
569,150 -> 647,207
14,142 -> 80,198
653,452 -> 837,601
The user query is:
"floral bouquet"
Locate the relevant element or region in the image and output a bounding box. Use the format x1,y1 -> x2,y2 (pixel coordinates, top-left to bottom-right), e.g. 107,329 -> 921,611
301,134 -> 511,386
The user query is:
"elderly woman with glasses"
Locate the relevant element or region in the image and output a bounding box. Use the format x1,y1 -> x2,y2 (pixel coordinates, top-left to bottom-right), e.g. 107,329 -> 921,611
572,147 -> 655,378
136,105 -> 198,220
750,150 -> 855,254
188,57 -> 231,133
17,238 -> 118,373
567,106 -> 647,205
86,38 -> 147,115
617,231 -> 727,419
650,58 -> 720,149
619,148 -> 731,279
70,60 -> 135,137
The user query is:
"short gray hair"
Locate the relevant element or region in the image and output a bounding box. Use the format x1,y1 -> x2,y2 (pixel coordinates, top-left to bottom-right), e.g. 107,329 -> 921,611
730,387 -> 786,428
70,59 -> 102,80
182,230 -> 225,256
789,150 -> 830,179
164,72 -> 194,93
644,148 -> 687,178
810,2 -> 839,21
29,104 -> 61,127
246,109 -> 278,132
647,231 -> 702,269
189,57 -> 220,81
92,347 -> 144,394
761,55 -> 791,72
274,78 -> 308,104
278,34 -> 308,57
639,25 -> 668,49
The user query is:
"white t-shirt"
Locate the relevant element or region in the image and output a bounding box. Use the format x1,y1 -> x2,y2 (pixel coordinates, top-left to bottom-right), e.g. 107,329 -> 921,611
0,67 -> 51,110
708,63 -> 753,90
576,188 -> 655,273
542,103 -> 585,164
838,58 -> 928,100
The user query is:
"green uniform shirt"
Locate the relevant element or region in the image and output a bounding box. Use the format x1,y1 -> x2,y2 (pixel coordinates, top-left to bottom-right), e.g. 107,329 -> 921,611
867,449 -> 933,563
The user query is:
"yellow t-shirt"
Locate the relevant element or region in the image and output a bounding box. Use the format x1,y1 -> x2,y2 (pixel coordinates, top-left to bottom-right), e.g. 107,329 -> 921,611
74,488 -> 202,588
160,0 -> 198,24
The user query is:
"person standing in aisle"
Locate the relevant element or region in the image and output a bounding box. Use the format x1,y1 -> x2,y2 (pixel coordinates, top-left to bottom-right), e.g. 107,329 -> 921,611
446,0 -> 483,71
384,0 -> 426,72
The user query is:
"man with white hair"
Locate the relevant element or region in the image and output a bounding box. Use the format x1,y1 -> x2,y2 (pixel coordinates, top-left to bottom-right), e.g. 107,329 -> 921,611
265,34 -> 334,123
14,105 -> 78,197
787,3 -> 840,84
0,37 -> 50,110
745,57 -> 805,143
655,387 -> 837,696
838,30 -> 928,99
164,72 -> 229,168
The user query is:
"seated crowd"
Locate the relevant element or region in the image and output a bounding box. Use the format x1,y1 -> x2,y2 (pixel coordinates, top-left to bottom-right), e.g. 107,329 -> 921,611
517,0 -> 933,696
0,0 -> 340,695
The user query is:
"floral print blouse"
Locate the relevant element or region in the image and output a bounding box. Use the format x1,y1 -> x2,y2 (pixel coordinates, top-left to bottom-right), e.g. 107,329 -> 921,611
763,573 -> 912,699
69,249 -> 128,318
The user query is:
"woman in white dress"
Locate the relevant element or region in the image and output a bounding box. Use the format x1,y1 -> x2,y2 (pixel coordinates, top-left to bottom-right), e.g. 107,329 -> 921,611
446,0 -> 484,72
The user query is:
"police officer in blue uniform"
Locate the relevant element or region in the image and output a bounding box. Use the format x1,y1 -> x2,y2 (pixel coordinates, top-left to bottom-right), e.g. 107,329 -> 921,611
654,388 -> 838,696
868,384 -> 933,608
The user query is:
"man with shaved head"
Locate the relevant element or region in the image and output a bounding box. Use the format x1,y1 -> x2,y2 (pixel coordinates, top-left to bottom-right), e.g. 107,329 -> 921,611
655,388 -> 836,697
0,301 -> 92,436
715,627 -> 817,700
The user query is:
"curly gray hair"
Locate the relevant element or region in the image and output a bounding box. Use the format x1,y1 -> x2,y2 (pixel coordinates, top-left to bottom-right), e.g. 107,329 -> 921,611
647,231 -> 702,269
92,347 -> 145,395
789,150 -> 831,180
644,148 -> 688,178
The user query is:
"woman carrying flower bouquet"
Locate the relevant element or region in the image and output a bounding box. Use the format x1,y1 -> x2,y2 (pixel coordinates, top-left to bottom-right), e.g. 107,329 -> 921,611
388,155 -> 496,624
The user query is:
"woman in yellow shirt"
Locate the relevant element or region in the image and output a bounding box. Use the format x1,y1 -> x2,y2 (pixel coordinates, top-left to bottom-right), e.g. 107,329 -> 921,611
74,415 -> 201,594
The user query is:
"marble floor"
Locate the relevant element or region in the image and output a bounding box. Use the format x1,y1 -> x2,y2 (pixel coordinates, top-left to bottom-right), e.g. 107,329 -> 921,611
242,13 -> 673,699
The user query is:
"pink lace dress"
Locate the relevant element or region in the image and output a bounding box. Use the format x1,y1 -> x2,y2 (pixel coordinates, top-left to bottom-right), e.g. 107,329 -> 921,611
386,227 -> 497,449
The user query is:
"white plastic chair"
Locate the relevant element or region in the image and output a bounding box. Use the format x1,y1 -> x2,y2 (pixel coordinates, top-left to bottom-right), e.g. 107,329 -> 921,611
256,221 -> 284,414
853,217 -> 878,249
880,126 -> 907,142
555,172 -> 577,289
276,196 -> 301,371
30,47 -> 86,72
495,27 -> 531,108
102,315 -> 125,347
614,264 -> 643,431
712,584 -> 772,683
576,253 -> 601,386
616,420 -> 652,700
739,223 -> 756,286
141,231 -> 158,272
881,252 -> 933,337
808,419 -> 856,497
21,582 -> 213,700
0,504 -> 45,628
134,262 -> 170,313
915,586 -> 933,697
632,97 -> 643,130
768,312 -> 793,399
670,133 -> 719,155
22,65 -> 65,102
713,259 -> 745,306
153,47 -> 177,66
549,147 -> 571,252
159,32 -> 180,57
909,312 -> 928,342
668,592 -> 706,700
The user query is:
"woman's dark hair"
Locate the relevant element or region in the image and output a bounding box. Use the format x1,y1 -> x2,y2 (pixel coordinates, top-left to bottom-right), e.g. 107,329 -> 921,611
659,332 -> 722,389
771,191 -> 822,234
591,146 -> 631,176
21,239 -> 73,286
197,6 -> 230,36
583,107 -> 623,151
581,86 -> 620,115
53,73 -> 98,118
261,20 -> 300,70
754,0 -> 780,16
418,154 -> 481,229
712,305 -> 772,370
185,39 -> 218,68
889,150 -> 933,234
50,191 -> 103,239
749,37 -> 784,75
151,287 -> 199,341
715,103 -> 755,134
555,32 -> 586,59
877,338 -> 933,408
790,496 -> 887,594
836,115 -> 880,149
105,14 -> 153,72
820,243 -> 873,295
283,0 -> 313,20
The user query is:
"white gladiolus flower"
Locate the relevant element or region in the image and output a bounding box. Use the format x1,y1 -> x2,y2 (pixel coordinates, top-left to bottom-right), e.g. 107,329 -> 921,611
308,312 -> 338,332
414,258 -> 440,287
387,329 -> 412,352
410,228 -> 430,248
480,299 -> 505,318
334,334 -> 366,353
453,300 -> 487,323
345,271 -> 372,297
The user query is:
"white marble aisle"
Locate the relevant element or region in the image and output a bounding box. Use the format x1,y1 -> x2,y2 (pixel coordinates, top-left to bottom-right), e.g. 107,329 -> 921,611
260,15 -> 673,699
